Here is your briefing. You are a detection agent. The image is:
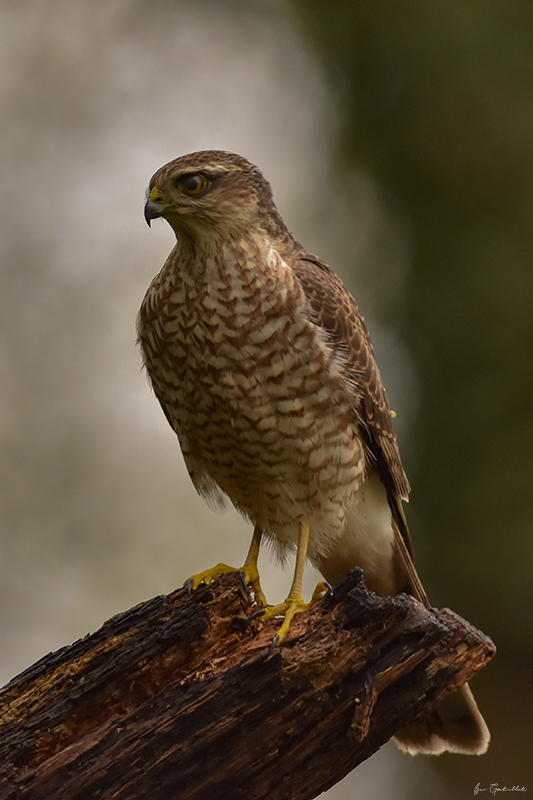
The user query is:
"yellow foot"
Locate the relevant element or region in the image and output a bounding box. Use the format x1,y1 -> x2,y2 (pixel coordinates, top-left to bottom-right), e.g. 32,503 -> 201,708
184,562 -> 267,608
240,560 -> 268,608
257,580 -> 331,645
185,563 -> 238,593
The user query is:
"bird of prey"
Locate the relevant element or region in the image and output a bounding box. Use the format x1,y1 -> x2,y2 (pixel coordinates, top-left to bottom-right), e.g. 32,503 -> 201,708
138,150 -> 489,755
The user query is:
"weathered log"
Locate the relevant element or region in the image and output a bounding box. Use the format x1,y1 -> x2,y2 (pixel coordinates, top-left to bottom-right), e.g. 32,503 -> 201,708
0,568 -> 495,800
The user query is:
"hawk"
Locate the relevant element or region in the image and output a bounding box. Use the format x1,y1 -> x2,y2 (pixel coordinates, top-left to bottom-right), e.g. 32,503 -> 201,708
138,150 -> 489,755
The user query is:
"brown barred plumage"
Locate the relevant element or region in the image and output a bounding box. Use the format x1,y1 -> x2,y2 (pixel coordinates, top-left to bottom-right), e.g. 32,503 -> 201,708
138,150 -> 489,755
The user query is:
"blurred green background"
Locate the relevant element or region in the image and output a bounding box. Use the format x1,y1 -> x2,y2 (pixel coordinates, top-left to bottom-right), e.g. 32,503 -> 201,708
1,1 -> 531,797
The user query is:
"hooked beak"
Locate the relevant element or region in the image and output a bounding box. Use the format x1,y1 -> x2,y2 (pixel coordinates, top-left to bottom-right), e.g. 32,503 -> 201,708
144,186 -> 167,227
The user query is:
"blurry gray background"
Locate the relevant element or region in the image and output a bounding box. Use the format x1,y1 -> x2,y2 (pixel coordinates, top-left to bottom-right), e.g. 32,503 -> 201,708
1,1 -> 531,798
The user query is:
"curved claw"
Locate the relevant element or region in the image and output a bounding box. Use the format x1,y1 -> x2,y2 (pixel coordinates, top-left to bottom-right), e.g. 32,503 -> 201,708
267,598 -> 309,645
310,580 -> 331,604
185,563 -> 239,595
261,580 -> 331,646
183,561 -> 268,608
239,569 -> 266,607
239,567 -> 267,608
248,607 -> 267,623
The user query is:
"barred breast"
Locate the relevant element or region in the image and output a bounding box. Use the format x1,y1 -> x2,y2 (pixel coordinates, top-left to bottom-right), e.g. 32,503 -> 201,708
138,234 -> 365,562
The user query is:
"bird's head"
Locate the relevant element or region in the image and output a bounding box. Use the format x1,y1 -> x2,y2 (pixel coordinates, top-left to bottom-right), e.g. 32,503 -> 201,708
144,150 -> 289,243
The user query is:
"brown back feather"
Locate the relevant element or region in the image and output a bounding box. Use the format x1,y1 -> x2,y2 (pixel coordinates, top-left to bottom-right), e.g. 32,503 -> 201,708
289,251 -> 420,572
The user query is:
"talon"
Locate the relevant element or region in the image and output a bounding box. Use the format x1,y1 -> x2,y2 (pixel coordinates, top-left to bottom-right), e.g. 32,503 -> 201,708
238,525 -> 267,607
239,565 -> 267,608
257,519 -> 317,645
248,608 -> 266,622
310,580 -> 331,604
184,547 -> 268,607
258,595 -> 309,645
186,563 -> 240,594
260,581 -> 329,645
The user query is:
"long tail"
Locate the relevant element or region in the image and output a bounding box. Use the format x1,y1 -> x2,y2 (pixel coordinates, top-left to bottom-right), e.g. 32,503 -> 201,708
394,682 -> 490,755
392,517 -> 490,755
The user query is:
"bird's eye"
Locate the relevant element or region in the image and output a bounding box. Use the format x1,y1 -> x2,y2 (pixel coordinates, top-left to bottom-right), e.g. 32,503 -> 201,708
179,173 -> 208,196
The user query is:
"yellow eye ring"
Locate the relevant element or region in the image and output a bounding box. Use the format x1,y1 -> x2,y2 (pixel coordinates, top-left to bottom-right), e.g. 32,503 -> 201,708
179,173 -> 208,196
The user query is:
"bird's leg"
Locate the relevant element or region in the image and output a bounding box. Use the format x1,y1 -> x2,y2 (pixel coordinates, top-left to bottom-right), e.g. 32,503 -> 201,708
258,518 -> 329,645
240,525 -> 267,607
185,525 -> 267,607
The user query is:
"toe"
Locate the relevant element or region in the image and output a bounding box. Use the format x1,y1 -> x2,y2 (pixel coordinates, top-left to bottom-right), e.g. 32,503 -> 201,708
310,580 -> 331,604
239,567 -> 267,607
186,563 -> 238,593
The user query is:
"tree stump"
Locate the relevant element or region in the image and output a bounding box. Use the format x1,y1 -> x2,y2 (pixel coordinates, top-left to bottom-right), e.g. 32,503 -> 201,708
0,568 -> 495,800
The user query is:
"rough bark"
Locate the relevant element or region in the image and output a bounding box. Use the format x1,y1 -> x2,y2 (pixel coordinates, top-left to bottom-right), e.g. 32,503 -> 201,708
0,569 -> 495,800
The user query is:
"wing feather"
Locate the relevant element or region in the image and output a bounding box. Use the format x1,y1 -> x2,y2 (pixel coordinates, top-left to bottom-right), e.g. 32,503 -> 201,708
290,251 -> 417,562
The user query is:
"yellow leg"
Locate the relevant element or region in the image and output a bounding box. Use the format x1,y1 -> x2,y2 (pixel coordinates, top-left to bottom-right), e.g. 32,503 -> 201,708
185,525 -> 267,607
259,519 -> 329,645
240,525 -> 267,607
